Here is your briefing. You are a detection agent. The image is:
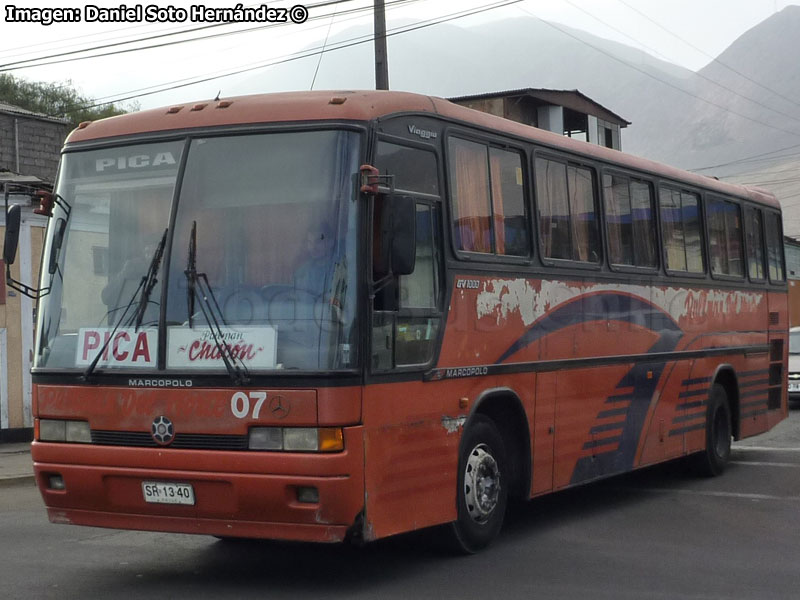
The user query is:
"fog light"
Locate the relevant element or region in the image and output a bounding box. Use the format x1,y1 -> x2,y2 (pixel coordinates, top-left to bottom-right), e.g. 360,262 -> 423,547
296,486 -> 319,503
40,420 -> 66,442
283,428 -> 318,451
48,474 -> 65,490
66,421 -> 92,443
249,427 -> 282,450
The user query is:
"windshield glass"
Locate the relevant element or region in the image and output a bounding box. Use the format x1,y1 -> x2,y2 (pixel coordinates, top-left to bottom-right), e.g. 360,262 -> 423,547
35,141 -> 183,369
35,130 -> 360,373
164,130 -> 360,371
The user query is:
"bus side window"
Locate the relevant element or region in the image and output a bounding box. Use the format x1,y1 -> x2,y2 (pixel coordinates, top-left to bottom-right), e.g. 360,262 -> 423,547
766,211 -> 786,282
745,207 -> 766,281
708,196 -> 744,278
535,157 -> 600,263
448,138 -> 529,257
603,173 -> 657,269
660,187 -> 704,274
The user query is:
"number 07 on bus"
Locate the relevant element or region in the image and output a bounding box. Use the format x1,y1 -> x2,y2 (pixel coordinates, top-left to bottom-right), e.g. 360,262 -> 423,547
3,91 -> 787,553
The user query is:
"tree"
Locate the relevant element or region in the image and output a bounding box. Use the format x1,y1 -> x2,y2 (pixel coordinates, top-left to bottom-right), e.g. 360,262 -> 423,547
0,74 -> 138,128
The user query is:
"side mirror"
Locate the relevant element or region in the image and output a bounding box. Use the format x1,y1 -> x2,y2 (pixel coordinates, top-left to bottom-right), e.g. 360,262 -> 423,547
388,196 -> 416,276
3,204 -> 21,265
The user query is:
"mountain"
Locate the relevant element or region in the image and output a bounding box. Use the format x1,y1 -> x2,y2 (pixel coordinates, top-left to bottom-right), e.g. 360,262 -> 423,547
231,8 -> 800,232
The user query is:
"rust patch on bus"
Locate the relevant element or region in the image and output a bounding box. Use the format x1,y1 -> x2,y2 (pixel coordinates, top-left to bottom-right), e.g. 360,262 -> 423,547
441,415 -> 466,434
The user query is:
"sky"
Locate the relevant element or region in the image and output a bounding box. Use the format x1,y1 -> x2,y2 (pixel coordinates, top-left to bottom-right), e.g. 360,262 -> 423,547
1,0 -> 798,112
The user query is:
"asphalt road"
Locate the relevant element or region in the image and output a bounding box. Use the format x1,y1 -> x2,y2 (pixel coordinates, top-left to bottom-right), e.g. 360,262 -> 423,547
2,410 -> 800,600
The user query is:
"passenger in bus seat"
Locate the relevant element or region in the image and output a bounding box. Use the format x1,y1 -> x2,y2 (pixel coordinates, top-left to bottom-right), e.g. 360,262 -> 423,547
293,226 -> 336,300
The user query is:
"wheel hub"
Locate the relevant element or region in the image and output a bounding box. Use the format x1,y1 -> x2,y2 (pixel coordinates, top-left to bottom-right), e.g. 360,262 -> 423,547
464,444 -> 500,523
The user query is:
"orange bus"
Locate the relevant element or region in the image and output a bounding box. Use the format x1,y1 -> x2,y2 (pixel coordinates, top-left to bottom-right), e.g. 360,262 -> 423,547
4,91 -> 788,552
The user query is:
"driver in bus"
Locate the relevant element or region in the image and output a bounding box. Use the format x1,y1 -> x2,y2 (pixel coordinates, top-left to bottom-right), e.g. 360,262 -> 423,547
101,239 -> 159,316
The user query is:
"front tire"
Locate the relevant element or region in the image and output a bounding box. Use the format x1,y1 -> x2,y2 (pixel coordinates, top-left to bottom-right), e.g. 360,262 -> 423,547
692,383 -> 732,477
448,415 -> 508,554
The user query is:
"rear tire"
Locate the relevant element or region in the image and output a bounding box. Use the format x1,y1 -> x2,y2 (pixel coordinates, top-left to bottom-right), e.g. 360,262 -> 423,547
447,415 -> 508,554
692,383 -> 732,477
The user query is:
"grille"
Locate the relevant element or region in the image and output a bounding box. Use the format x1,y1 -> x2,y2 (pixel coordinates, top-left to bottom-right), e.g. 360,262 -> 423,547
91,430 -> 248,450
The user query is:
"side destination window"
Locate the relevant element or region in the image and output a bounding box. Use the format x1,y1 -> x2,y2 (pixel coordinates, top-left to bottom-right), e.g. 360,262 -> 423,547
603,173 -> 657,268
707,196 -> 744,278
535,156 -> 601,263
744,207 -> 766,281
659,187 -> 704,274
375,141 -> 439,196
447,137 -> 529,257
765,211 -> 786,282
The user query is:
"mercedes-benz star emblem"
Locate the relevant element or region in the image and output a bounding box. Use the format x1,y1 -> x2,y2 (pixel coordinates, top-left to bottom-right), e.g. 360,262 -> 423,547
269,395 -> 291,419
151,416 -> 174,446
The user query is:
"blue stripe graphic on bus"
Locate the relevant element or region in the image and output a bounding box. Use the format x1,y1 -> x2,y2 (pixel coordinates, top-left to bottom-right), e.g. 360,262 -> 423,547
495,293 -> 682,365
493,292 -> 684,484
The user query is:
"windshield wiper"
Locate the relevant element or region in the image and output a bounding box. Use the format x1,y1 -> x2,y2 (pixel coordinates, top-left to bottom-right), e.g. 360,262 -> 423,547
184,221 -> 250,385
82,229 -> 168,381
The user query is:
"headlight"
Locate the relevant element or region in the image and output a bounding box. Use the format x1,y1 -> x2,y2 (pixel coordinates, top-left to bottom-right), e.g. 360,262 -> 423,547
39,419 -> 91,443
248,427 -> 343,452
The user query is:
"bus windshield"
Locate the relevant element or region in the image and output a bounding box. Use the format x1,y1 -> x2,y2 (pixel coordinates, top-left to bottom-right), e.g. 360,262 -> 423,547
35,129 -> 361,373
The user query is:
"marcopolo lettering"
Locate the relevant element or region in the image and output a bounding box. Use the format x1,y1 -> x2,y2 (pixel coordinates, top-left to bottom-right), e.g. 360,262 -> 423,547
128,379 -> 194,388
445,366 -> 489,379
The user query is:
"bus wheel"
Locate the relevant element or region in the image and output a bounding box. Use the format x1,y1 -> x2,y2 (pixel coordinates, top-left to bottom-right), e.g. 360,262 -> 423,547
693,383 -> 732,477
448,415 -> 508,554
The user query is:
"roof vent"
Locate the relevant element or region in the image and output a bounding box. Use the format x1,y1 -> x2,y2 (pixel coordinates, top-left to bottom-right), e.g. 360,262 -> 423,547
77,121 -> 92,129
191,103 -> 208,112
329,96 -> 347,105
167,106 -> 183,114
216,100 -> 233,109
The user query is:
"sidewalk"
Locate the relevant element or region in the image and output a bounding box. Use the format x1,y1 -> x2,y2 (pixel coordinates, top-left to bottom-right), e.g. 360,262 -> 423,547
0,443 -> 34,487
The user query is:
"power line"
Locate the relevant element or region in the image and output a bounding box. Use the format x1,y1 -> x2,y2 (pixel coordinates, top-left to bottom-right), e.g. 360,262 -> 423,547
564,0 -> 800,128
615,0 -> 800,112
58,0 -> 524,115
0,0 -> 360,72
0,1 -> 291,61
78,0 -> 419,105
690,143 -> 800,172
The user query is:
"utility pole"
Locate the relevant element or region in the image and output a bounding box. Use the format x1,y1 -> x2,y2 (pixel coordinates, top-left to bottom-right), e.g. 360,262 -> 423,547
374,0 -> 389,90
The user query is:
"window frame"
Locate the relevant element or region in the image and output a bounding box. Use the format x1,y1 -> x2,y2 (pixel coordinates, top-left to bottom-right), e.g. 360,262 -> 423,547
601,168 -> 660,275
743,204 -> 767,284
658,183 -> 707,279
445,131 -> 533,264
532,149 -> 603,271
765,210 -> 787,285
706,194 -> 745,282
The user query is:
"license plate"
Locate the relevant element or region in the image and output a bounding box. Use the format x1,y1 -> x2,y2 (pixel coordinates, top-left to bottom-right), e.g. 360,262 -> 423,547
789,382 -> 800,392
142,481 -> 195,505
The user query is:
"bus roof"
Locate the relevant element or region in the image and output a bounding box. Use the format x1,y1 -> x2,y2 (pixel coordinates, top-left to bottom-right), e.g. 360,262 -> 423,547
67,89 -> 779,209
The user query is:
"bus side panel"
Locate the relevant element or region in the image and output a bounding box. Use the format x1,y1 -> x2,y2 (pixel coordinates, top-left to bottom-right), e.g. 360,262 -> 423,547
361,375 -> 534,540
767,290 -> 789,430
361,379 -> 463,541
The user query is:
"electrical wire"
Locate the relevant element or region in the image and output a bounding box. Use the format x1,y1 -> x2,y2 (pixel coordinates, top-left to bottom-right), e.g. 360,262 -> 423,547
56,0 -> 524,115
0,0 -> 360,71
516,4 -> 800,140
615,0 -> 800,112
563,0 -> 800,128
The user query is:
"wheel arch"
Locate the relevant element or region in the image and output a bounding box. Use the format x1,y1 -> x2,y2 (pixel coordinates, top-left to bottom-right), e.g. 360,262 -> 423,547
466,387 -> 531,501
712,364 -> 740,440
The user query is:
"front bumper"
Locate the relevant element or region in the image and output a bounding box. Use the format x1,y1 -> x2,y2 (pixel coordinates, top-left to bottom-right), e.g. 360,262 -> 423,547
32,426 -> 364,543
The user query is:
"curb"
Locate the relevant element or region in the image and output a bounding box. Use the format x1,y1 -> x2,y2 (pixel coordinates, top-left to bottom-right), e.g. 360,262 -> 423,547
0,475 -> 35,488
